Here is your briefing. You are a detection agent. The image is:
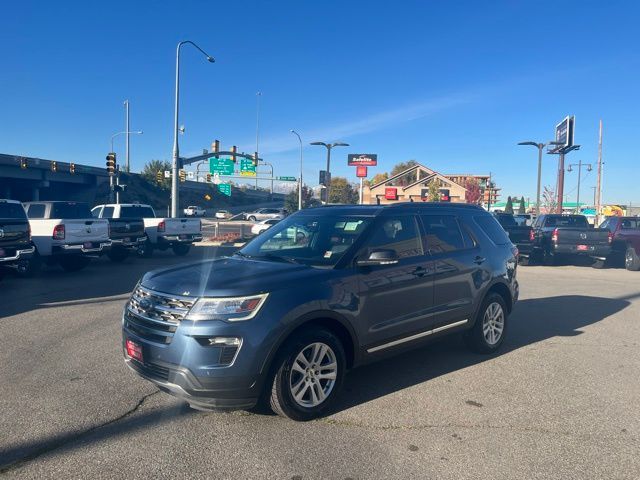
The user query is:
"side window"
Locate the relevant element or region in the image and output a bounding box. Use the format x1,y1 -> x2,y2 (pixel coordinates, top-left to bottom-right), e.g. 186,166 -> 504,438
361,216 -> 423,259
474,215 -> 511,245
102,207 -> 115,218
26,204 -> 46,219
420,215 -> 466,253
91,207 -> 102,218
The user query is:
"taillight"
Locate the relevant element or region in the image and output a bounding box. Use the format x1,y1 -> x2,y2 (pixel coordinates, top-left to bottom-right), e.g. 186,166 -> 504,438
608,232 -> 613,244
157,220 -> 165,233
529,229 -> 535,242
52,224 -> 65,240
551,228 -> 559,243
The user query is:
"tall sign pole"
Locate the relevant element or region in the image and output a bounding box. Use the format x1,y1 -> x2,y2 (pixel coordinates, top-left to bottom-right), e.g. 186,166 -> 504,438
595,119 -> 603,225
557,152 -> 565,213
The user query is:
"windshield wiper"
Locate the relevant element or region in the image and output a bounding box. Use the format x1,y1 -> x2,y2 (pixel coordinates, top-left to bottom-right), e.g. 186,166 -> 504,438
255,253 -> 302,265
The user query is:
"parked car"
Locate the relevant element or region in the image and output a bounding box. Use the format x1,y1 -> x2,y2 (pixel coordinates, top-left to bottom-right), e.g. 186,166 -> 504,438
90,205 -> 146,262
0,199 -> 35,281
530,214 -> 611,266
600,216 -> 640,270
493,213 -> 534,265
123,203 -> 518,420
92,203 -> 202,258
250,218 -> 280,236
23,201 -> 111,274
215,210 -> 232,219
245,208 -> 287,222
184,206 -> 206,217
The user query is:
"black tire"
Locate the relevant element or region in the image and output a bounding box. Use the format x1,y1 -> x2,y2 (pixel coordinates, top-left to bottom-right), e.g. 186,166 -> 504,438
107,247 -> 129,263
625,246 -> 640,271
518,256 -> 530,266
464,292 -> 508,354
15,253 -> 42,278
172,244 -> 191,256
137,240 -> 154,258
591,258 -> 606,269
248,216 -> 257,222
269,328 -> 346,421
59,256 -> 91,273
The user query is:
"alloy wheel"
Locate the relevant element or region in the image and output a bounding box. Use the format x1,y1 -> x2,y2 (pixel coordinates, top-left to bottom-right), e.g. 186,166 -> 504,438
289,342 -> 337,408
482,302 -> 505,346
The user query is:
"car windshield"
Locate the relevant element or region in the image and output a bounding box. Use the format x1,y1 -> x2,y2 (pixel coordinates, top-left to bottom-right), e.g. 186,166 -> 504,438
239,213 -> 373,267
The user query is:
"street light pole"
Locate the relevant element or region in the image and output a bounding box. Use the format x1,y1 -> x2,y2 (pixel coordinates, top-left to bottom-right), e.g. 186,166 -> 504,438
567,160 -> 592,213
518,141 -> 562,215
310,141 -> 349,204
171,41 -> 215,218
124,100 -> 130,173
255,92 -> 261,190
291,130 -> 303,210
110,130 -> 143,203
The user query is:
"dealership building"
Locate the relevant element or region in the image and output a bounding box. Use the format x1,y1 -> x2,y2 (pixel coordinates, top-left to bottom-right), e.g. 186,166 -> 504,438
362,162 -> 493,204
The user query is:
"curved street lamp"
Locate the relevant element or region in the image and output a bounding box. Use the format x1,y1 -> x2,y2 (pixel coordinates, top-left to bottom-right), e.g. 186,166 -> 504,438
291,130 -> 303,210
310,141 -> 349,204
171,41 -> 215,218
517,140 -> 562,215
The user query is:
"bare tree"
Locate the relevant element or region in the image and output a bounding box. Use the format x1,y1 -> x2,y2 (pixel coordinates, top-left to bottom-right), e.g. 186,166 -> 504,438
541,186 -> 557,214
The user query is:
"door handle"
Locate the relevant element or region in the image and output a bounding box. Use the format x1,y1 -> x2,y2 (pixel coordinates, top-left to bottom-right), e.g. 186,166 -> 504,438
474,256 -> 486,265
412,266 -> 428,277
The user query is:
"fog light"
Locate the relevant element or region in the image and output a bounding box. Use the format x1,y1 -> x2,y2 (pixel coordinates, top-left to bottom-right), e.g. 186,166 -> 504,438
208,337 -> 241,346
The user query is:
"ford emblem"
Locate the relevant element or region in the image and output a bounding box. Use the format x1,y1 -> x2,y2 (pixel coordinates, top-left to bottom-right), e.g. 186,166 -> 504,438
580,233 -> 587,240
139,298 -> 152,310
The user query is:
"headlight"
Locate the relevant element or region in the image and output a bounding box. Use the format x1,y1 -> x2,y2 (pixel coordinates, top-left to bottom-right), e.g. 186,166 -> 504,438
186,293 -> 269,321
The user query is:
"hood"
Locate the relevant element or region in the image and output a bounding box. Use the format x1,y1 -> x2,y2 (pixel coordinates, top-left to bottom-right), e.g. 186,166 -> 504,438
141,256 -> 328,298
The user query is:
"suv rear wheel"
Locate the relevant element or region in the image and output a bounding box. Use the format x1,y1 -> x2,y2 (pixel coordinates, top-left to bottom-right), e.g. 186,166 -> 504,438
465,292 -> 508,354
269,328 -> 345,421
248,215 -> 257,221
172,244 -> 191,256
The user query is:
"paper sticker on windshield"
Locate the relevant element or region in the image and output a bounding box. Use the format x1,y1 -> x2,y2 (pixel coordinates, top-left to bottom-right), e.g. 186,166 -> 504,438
323,251 -> 333,258
344,221 -> 362,231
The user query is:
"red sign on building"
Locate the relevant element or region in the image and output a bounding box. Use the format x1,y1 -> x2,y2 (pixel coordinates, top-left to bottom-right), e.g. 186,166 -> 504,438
385,187 -> 398,200
356,165 -> 368,178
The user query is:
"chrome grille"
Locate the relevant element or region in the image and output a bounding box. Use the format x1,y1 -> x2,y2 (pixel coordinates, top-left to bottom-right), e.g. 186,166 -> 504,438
125,285 -> 196,344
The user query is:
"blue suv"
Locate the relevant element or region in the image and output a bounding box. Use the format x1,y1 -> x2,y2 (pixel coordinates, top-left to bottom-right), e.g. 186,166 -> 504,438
123,203 -> 518,421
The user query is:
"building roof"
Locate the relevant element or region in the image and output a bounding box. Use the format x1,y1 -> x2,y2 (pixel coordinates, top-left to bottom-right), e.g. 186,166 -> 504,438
369,162 -> 467,192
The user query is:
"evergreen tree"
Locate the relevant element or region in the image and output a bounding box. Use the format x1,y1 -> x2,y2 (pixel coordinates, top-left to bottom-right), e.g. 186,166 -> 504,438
505,196 -> 514,214
518,197 -> 526,214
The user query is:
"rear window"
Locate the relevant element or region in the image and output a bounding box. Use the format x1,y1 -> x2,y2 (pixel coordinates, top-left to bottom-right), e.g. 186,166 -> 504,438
495,214 -> 517,227
544,216 -> 588,228
50,202 -> 92,219
26,204 -> 46,219
120,206 -> 155,218
474,215 -> 511,245
0,202 -> 27,220
620,218 -> 640,229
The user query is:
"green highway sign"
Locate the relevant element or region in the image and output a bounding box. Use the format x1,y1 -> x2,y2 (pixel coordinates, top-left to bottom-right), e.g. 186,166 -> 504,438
240,158 -> 256,176
218,183 -> 232,196
210,157 -> 234,175
277,176 -> 297,181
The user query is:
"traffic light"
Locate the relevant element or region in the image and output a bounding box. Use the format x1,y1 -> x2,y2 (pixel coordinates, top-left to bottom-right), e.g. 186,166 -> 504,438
156,171 -> 163,183
253,151 -> 259,166
206,173 -> 212,183
51,161 -> 57,172
230,145 -> 237,163
106,152 -> 116,175
20,158 -> 28,169
211,140 -> 220,158
69,163 -> 76,174
179,169 -> 186,182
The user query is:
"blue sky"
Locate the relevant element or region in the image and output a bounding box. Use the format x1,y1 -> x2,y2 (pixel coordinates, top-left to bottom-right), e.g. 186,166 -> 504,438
2,0 -> 639,204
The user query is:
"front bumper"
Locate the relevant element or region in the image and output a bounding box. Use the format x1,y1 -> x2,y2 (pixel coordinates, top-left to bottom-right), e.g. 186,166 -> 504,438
0,246 -> 35,264
52,241 -> 112,255
553,243 -> 611,259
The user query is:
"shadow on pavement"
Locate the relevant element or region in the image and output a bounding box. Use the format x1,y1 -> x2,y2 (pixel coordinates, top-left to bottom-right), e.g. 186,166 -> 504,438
1,292 -> 637,471
0,246 -> 238,319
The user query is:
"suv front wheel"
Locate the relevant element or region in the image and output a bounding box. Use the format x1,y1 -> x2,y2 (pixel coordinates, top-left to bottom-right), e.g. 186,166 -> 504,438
269,328 -> 345,421
465,292 -> 508,354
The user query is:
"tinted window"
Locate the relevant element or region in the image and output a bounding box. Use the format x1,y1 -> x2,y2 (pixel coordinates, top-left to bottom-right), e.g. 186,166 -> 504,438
621,218 -> 640,229
543,216 -> 588,228
120,206 -> 155,218
0,202 -> 27,219
474,215 -> 511,245
421,215 -> 465,252
26,204 -> 46,219
91,207 -> 102,218
50,202 -> 92,219
102,206 -> 115,218
362,216 -> 423,259
494,214 -> 518,227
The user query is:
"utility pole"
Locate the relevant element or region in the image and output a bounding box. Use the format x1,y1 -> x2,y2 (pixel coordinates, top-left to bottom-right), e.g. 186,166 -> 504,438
124,100 -> 130,173
487,172 -> 492,211
255,92 -> 261,190
567,160 -> 592,213
595,119 -> 603,225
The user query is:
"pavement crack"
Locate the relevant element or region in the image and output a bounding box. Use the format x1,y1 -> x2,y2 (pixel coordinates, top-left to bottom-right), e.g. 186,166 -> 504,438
0,389 -> 159,474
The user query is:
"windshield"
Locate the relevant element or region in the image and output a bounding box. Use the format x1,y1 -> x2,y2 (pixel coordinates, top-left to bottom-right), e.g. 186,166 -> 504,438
239,213 -> 373,267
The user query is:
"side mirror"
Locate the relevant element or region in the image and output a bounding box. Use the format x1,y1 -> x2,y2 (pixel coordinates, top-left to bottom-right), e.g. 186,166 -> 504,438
356,249 -> 399,266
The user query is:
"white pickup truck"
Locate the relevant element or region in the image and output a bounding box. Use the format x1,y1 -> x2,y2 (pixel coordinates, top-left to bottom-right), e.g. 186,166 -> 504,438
184,205 -> 206,217
92,203 -> 202,257
22,201 -> 111,274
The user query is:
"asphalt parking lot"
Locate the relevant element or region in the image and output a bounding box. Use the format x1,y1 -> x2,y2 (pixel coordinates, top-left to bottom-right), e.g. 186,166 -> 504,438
1,250 -> 639,479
